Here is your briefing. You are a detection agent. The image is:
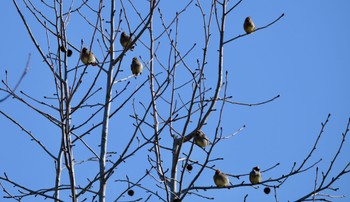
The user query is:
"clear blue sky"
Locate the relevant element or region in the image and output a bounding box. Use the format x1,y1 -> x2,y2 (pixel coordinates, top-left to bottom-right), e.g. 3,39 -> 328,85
1,1 -> 349,201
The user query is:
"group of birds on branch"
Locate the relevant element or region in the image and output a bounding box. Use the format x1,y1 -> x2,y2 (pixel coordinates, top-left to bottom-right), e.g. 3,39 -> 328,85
191,17 -> 257,190
78,15 -> 256,190
213,167 -> 262,187
71,16 -> 256,194
78,31 -> 143,76
193,130 -> 263,189
76,16 -> 255,76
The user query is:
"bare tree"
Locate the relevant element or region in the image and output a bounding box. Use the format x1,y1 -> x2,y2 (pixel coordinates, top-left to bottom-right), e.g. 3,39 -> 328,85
1,0 -> 349,202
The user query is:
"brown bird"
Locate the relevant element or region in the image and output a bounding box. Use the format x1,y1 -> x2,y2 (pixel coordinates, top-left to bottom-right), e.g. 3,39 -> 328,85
120,32 -> 134,51
193,130 -> 210,148
249,166 -> 262,184
213,169 -> 230,187
130,57 -> 143,76
80,47 -> 97,66
244,16 -> 256,34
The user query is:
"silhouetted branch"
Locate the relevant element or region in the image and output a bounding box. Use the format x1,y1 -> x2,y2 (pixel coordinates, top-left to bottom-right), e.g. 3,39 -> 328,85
0,54 -> 30,103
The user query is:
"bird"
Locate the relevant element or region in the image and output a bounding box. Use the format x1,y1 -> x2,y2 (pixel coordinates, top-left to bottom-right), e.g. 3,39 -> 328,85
249,166 -> 262,184
80,47 -> 97,66
244,16 -> 256,34
130,57 -> 143,76
213,169 -> 230,187
120,32 -> 134,51
193,130 -> 210,148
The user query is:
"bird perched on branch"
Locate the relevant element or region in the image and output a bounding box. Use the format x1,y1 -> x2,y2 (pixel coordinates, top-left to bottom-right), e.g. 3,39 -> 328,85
213,169 -> 230,187
244,16 -> 256,34
120,32 -> 134,51
80,47 -> 97,66
193,130 -> 210,148
249,166 -> 262,184
130,57 -> 143,76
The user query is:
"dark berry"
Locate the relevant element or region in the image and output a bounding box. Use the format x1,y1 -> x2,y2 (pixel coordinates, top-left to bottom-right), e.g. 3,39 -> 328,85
186,164 -> 193,171
59,46 -> 66,52
67,49 -> 73,57
127,189 -> 134,196
264,187 -> 271,194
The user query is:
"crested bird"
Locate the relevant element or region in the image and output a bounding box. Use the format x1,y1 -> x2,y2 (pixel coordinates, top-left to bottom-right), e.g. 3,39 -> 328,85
244,16 -> 256,34
120,32 -> 134,51
193,130 -> 210,148
249,166 -> 262,184
130,57 -> 143,76
80,47 -> 97,66
213,169 -> 230,187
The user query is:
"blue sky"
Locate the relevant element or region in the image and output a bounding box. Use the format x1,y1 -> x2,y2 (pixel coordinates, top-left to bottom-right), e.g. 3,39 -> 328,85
1,1 -> 349,202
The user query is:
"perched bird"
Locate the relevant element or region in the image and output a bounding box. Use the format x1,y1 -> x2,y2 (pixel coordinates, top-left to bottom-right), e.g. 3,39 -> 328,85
130,57 -> 143,76
80,47 -> 97,66
244,16 -> 256,34
249,166 -> 262,184
193,130 -> 210,148
213,169 -> 230,187
120,32 -> 134,51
